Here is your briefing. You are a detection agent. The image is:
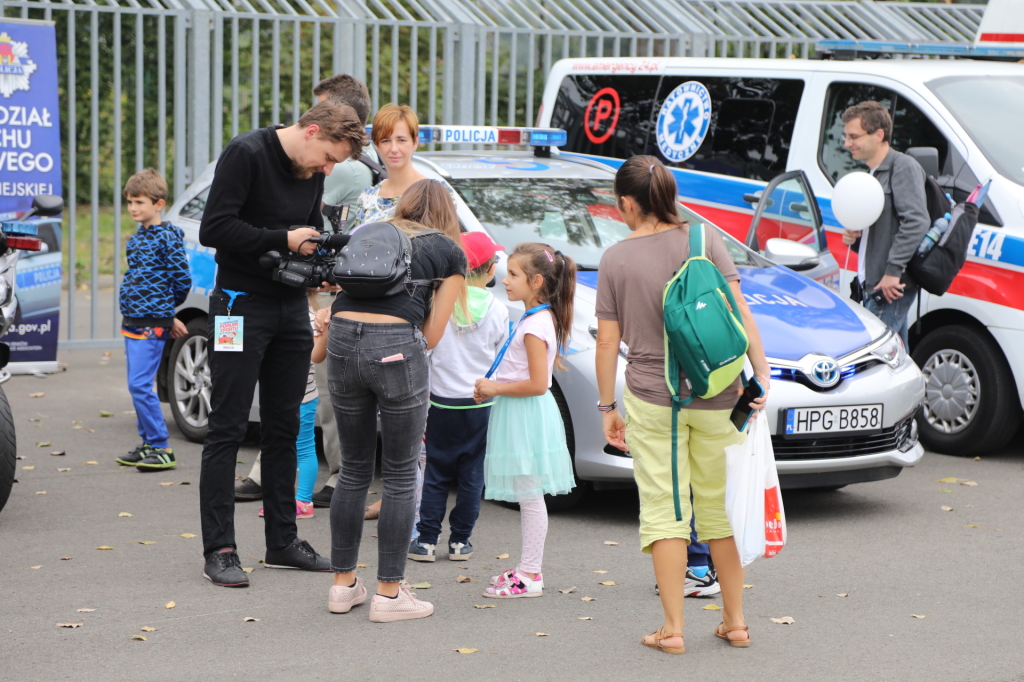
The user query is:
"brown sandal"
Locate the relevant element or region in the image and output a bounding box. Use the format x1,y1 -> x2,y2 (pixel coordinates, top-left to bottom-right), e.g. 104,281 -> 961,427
714,622 -> 750,648
642,628 -> 685,655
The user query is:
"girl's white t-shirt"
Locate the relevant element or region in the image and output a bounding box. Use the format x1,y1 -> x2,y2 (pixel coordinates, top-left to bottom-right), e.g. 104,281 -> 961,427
493,309 -> 557,387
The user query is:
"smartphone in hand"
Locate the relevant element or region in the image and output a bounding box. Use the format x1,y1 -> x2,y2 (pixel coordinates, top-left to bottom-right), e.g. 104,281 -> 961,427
730,376 -> 765,433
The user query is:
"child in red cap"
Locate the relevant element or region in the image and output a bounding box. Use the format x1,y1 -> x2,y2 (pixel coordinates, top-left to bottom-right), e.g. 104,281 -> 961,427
407,232 -> 509,562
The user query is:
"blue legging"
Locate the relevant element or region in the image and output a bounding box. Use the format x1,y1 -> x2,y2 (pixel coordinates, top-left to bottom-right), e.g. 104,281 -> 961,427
296,397 -> 318,503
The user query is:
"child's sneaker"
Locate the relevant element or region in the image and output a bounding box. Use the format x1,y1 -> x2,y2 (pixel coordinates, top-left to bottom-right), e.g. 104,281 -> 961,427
135,447 -> 176,471
368,583 -> 434,622
483,568 -> 543,598
116,443 -> 150,466
407,538 -> 437,562
448,540 -> 473,560
296,501 -> 315,519
328,577 -> 368,614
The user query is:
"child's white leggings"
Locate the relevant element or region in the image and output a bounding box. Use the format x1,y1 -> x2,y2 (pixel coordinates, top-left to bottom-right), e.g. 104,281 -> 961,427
516,494 -> 548,574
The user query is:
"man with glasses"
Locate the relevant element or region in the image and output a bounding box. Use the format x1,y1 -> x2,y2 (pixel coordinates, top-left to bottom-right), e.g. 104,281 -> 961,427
840,100 -> 930,348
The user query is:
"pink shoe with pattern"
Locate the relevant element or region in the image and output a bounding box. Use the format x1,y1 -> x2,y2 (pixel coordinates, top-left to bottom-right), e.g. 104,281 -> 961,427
483,568 -> 543,598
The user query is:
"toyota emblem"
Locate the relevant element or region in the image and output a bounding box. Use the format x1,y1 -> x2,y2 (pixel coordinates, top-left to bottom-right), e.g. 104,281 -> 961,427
810,358 -> 840,388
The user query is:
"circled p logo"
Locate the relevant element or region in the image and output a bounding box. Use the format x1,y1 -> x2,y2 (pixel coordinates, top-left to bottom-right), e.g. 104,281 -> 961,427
584,87 -> 620,145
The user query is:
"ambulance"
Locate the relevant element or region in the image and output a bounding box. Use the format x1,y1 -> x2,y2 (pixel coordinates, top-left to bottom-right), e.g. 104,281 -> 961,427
536,1 -> 1024,456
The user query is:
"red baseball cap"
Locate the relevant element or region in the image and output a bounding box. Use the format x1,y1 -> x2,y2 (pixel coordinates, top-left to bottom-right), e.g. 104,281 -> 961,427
462,231 -> 505,269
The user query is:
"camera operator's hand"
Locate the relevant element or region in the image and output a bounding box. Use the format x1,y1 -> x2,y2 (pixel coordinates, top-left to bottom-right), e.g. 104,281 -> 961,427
287,227 -> 321,255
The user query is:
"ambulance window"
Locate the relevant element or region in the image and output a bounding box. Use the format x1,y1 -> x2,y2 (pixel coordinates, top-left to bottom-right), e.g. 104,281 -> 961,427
653,76 -> 805,182
550,75 -> 663,159
819,83 -> 950,183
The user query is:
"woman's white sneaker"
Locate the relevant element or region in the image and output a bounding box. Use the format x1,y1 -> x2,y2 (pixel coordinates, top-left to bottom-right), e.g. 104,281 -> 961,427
368,583 -> 434,622
328,577 -> 368,613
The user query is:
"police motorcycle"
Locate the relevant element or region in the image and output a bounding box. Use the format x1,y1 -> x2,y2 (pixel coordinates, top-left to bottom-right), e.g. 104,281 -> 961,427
0,194 -> 63,514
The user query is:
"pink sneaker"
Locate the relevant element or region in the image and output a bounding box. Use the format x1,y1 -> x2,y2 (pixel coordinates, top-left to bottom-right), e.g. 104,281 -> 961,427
368,583 -> 434,622
483,568 -> 543,598
258,507 -> 264,518
328,577 -> 368,614
296,501 -> 314,519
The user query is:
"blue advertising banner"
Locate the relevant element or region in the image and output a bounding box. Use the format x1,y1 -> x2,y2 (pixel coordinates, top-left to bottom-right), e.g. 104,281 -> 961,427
0,19 -> 62,372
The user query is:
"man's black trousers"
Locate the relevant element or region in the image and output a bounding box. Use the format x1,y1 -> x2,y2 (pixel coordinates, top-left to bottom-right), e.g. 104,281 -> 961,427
200,289 -> 313,557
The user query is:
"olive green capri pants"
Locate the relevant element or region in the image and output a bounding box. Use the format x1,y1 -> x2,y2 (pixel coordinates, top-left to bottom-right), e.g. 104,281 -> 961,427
624,387 -> 746,554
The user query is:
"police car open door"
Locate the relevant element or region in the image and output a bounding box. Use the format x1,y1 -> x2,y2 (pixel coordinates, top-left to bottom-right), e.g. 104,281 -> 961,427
743,170 -> 831,281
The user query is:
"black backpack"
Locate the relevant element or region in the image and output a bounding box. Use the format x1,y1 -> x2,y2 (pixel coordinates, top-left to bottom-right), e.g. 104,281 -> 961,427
907,201 -> 978,296
923,175 -> 949,224
332,221 -> 440,299
358,154 -> 388,186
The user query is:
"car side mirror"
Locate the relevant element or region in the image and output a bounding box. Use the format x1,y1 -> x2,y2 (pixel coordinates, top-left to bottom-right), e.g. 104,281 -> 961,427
27,195 -> 64,219
765,238 -> 819,272
906,147 -> 940,179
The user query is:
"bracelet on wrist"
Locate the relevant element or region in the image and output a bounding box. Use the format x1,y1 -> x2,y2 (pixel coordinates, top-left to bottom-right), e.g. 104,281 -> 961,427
597,400 -> 618,413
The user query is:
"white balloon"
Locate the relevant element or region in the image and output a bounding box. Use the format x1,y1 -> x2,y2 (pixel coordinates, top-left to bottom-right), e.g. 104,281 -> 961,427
831,171 -> 884,232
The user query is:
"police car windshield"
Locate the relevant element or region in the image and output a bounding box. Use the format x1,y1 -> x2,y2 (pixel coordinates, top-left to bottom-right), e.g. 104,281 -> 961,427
928,75 -> 1024,187
450,177 -> 766,270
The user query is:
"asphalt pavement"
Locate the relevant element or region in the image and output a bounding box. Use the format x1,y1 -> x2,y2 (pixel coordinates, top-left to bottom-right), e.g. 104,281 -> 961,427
2,349 -> 1023,682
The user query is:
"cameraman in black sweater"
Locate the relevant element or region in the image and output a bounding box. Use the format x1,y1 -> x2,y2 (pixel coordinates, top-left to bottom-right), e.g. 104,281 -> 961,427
198,101 -> 366,587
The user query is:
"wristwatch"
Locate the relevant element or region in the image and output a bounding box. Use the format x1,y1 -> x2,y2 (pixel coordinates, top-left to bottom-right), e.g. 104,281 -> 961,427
597,400 -> 618,413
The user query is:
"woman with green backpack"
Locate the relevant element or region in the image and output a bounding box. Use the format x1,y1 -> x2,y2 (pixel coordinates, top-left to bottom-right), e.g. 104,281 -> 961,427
594,156 -> 770,654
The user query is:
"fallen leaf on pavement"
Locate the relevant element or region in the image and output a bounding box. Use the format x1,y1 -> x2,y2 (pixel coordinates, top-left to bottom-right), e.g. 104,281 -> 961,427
87,430 -> 96,433
99,411 -> 114,417
529,633 -> 549,637
356,564 -> 369,568
165,601 -> 175,609
73,425 -> 82,430
965,524 -> 980,528
83,461 -> 97,465
76,608 -> 94,612
96,546 -> 114,550
35,491 -> 46,495
28,418 -> 40,422
36,441 -> 51,447
598,581 -> 617,586
50,451 -> 66,456
937,477 -> 957,482
61,557 -> 72,561
159,482 -> 174,487
140,627 -> 156,632
966,504 -> 974,508
911,614 -> 927,619
242,568 -> 254,573
138,541 -> 156,545
29,565 -> 41,569
456,575 -> 472,583
973,456 -> 981,461
941,505 -> 954,512
180,533 -> 196,538
495,553 -> 509,560
578,617 -> 593,620
593,570 -> 608,574
410,582 -> 431,589
29,392 -> 45,398
179,481 -> 191,485
56,622 -> 83,628
453,648 -> 477,654
368,490 -> 378,494
702,604 -> 722,611
937,488 -> 954,494
743,584 -> 754,589
57,468 -> 70,472
243,617 -> 260,622
122,410 -> 135,415
559,587 -> 577,594
474,605 -> 495,609
603,541 -> 619,546
118,512 -> 134,517
837,593 -> 849,597
16,455 -> 24,459
581,597 -> 596,601
960,480 -> 978,486
103,351 -> 112,357
21,465 -> 34,470
770,617 -> 795,624
131,635 -> 147,641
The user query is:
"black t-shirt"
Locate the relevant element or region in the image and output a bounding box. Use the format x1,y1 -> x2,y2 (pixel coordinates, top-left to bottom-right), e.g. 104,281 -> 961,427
199,126 -> 324,299
331,231 -> 467,325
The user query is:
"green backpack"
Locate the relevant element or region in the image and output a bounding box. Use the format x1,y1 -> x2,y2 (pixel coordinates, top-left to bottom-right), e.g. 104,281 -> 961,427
662,223 -> 749,521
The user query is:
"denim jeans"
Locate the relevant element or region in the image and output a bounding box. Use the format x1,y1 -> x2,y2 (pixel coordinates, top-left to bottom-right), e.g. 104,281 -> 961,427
327,317 -> 429,582
416,396 -> 490,545
863,284 -> 918,349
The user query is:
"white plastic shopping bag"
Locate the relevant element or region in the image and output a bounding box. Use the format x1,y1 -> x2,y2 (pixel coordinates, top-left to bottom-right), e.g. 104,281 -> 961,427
725,411 -> 787,567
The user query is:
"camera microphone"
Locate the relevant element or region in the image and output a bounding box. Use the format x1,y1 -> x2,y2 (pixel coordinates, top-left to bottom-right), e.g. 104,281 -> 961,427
315,232 -> 351,250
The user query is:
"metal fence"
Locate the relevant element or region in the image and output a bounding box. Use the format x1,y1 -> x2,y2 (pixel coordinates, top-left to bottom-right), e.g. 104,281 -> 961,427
0,0 -> 985,348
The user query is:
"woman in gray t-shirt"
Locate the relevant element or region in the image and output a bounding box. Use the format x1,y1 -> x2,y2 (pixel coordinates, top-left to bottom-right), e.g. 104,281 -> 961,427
594,156 -> 770,654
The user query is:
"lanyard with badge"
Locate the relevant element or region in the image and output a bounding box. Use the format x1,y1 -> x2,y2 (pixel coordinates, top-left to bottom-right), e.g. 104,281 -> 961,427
484,303 -> 551,379
214,289 -> 246,352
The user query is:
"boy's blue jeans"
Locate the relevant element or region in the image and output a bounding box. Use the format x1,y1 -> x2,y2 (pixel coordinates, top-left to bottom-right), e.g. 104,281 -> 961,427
415,396 -> 490,545
125,336 -> 170,449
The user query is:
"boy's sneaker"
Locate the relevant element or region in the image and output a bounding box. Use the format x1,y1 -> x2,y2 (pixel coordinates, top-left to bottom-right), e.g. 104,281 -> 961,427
328,577 -> 368,614
135,448 -> 176,471
407,538 -> 437,562
368,583 -> 434,622
448,540 -> 473,560
483,568 -> 543,599
116,443 -> 150,466
203,548 -> 249,588
653,568 -> 722,597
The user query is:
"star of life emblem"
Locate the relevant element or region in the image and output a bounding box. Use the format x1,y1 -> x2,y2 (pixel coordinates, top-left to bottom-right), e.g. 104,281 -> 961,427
656,81 -> 711,163
0,32 -> 38,99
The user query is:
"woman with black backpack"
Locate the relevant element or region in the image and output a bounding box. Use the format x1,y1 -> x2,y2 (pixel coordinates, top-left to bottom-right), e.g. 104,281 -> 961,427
321,179 -> 467,622
594,157 -> 770,654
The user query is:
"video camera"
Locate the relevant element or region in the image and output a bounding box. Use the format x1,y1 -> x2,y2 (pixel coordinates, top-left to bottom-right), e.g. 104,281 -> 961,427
259,221 -> 351,289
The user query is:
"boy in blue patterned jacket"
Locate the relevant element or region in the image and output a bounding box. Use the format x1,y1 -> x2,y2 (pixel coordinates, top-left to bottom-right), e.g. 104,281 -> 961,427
114,169 -> 192,471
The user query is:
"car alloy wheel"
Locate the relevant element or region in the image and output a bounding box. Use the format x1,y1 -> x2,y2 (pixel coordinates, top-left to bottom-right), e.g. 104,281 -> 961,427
920,349 -> 978,435
174,333 -> 211,430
